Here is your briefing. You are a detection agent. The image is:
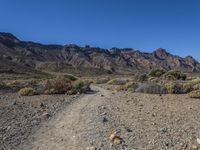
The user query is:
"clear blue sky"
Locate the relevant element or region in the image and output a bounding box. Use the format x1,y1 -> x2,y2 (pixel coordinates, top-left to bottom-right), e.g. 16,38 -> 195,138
0,0 -> 200,60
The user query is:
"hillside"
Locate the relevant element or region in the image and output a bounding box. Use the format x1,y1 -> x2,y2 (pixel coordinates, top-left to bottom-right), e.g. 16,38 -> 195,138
0,32 -> 200,74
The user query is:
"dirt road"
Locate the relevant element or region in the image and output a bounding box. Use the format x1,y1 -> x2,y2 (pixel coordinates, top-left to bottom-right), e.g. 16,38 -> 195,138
21,86 -> 116,150
20,85 -> 200,150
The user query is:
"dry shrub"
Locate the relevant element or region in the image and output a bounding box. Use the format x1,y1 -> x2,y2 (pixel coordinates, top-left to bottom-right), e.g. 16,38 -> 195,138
135,82 -> 167,94
44,76 -> 72,94
189,90 -> 200,98
136,74 -> 148,82
0,81 -> 8,89
95,77 -> 110,84
63,74 -> 78,81
72,80 -> 91,94
18,87 -> 36,96
43,76 -> 90,95
107,79 -> 127,85
116,82 -> 138,92
148,69 -> 166,77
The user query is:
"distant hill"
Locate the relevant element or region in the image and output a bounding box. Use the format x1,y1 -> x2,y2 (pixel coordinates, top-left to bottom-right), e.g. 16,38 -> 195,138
0,32 -> 200,74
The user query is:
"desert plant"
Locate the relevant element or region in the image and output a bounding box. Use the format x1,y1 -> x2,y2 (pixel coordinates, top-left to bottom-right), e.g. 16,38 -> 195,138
189,90 -> 200,98
44,76 -> 72,94
137,74 -> 148,82
0,81 -> 7,89
135,82 -> 167,94
181,83 -> 194,93
193,83 -> 200,91
64,74 -> 78,81
95,77 -> 110,84
164,82 -> 192,94
18,87 -> 35,96
148,69 -> 166,77
107,79 -> 127,85
190,77 -> 200,85
164,70 -> 187,80
164,82 -> 175,94
73,80 -> 84,92
116,82 -> 138,92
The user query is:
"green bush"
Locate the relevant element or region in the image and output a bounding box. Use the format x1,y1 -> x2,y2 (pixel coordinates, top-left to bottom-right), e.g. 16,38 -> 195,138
18,87 -> 35,96
164,70 -> 186,80
148,69 -> 166,77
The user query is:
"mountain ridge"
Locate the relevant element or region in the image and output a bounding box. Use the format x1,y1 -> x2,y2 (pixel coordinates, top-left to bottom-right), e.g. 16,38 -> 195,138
0,32 -> 200,74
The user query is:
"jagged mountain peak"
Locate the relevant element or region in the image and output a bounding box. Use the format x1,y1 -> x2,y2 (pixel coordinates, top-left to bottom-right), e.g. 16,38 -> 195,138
0,32 -> 199,73
153,48 -> 169,59
0,32 -> 20,43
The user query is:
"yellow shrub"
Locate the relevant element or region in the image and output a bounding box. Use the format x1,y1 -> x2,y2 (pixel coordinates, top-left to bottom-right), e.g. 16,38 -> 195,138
18,87 -> 35,96
189,90 -> 200,98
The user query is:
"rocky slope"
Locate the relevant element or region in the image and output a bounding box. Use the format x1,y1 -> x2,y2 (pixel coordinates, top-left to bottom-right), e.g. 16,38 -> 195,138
0,32 -> 200,74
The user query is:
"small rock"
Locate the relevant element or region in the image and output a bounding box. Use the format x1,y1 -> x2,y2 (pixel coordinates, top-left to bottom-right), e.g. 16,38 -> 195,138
125,127 -> 132,132
102,117 -> 108,123
192,145 -> 198,150
197,138 -> 200,145
113,137 -> 121,145
160,127 -> 167,133
6,126 -> 11,131
101,106 -> 106,109
40,103 -> 45,107
110,132 -> 122,145
100,94 -> 104,97
41,112 -> 51,119
32,120 -> 39,125
165,142 -> 169,147
86,146 -> 96,150
12,101 -> 17,105
110,132 -> 117,141
3,137 -> 7,141
101,112 -> 107,116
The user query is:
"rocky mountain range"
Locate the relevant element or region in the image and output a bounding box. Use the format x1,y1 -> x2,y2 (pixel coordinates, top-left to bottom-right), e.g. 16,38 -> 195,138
0,32 -> 200,74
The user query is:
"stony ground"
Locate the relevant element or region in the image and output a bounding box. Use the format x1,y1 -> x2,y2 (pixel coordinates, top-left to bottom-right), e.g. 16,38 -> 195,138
0,90 -> 79,150
1,85 -> 200,150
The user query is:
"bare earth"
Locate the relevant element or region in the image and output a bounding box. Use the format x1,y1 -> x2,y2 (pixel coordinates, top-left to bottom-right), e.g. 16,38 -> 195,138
1,85 -> 200,150
19,85 -> 200,150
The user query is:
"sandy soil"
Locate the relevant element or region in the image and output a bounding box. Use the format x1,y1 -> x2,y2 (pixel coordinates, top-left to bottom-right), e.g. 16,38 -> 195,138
1,85 -> 200,150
